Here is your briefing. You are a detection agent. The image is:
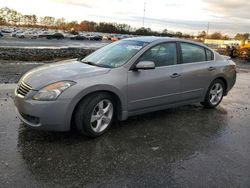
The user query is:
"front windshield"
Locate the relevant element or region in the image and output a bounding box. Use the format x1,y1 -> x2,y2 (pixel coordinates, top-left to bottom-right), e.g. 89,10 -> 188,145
81,40 -> 149,68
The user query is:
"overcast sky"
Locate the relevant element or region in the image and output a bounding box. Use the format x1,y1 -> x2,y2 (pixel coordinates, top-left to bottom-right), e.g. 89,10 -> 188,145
1,0 -> 250,36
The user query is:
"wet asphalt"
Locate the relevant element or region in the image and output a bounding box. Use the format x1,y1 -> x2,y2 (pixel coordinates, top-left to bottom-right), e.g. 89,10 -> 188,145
0,63 -> 250,187
0,61 -> 48,84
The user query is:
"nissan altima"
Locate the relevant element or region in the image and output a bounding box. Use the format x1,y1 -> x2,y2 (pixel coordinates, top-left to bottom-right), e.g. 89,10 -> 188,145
14,37 -> 236,137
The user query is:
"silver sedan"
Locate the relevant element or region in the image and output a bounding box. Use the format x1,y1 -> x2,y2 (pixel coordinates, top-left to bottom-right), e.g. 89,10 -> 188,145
14,37 -> 236,137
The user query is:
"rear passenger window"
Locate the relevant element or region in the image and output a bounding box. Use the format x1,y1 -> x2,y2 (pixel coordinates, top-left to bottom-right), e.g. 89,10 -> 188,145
206,49 -> 213,61
181,43 -> 206,64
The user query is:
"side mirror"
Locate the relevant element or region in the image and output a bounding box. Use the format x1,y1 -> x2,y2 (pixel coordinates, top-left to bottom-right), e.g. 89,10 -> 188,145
135,61 -> 155,70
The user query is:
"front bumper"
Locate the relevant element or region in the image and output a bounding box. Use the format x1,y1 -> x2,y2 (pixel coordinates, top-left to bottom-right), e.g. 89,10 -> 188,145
14,91 -> 72,132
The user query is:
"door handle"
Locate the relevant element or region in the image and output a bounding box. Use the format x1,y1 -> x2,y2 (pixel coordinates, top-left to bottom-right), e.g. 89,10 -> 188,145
208,66 -> 216,71
170,73 -> 181,78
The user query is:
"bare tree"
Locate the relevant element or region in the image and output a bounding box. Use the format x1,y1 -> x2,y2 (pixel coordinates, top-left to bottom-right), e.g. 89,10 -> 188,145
55,18 -> 66,29
0,16 -> 6,25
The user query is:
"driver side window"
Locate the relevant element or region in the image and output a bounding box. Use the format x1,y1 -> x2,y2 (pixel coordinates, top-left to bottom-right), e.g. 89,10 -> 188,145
139,43 -> 177,67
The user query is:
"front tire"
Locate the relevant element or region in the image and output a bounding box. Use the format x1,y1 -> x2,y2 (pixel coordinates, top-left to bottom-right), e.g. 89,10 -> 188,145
202,79 -> 225,108
74,93 -> 115,137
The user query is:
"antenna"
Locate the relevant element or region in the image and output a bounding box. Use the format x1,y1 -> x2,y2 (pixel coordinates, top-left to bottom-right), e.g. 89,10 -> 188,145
143,1 -> 146,27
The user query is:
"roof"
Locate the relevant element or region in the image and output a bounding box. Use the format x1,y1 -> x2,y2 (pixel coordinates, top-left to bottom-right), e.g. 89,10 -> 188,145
124,36 -> 171,43
124,36 -> 209,49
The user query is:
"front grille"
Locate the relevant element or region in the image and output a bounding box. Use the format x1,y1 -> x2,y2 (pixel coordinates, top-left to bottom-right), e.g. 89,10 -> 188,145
17,81 -> 32,97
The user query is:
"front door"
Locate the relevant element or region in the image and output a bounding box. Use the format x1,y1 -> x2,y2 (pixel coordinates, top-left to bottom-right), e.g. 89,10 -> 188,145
127,42 -> 182,111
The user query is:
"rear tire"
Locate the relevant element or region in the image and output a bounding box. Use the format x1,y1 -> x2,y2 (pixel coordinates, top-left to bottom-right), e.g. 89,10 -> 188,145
202,79 -> 225,109
74,92 -> 115,137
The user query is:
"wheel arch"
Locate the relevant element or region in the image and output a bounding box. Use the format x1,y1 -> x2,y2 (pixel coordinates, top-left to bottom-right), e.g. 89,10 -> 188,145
214,76 -> 228,95
69,86 -> 127,130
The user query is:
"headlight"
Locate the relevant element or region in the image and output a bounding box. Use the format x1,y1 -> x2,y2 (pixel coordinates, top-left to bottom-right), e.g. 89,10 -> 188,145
33,81 -> 75,101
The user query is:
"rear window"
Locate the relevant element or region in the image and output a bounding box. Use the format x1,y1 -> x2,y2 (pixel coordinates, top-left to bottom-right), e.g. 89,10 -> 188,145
206,49 -> 214,61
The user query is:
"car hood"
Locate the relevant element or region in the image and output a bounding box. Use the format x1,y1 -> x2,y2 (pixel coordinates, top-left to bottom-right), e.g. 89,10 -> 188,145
21,59 -> 111,90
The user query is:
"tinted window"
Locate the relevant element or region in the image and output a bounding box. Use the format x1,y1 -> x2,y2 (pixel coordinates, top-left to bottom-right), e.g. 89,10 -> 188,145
140,43 -> 177,67
206,49 -> 213,61
181,43 -> 206,64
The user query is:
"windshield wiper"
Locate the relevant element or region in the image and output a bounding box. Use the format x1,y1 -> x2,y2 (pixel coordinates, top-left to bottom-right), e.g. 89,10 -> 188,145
81,61 -> 111,68
81,61 -> 96,66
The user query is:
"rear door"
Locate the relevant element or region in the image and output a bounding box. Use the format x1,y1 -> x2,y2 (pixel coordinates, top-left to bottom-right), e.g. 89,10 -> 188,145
179,42 -> 215,101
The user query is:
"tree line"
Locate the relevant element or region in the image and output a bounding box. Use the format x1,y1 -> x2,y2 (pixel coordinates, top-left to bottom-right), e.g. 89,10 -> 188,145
197,31 -> 249,43
0,7 -> 193,37
0,6 -> 249,41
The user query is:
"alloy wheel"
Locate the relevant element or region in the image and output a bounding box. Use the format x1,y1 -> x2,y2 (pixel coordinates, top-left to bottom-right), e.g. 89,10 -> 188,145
209,83 -> 223,106
90,99 -> 113,133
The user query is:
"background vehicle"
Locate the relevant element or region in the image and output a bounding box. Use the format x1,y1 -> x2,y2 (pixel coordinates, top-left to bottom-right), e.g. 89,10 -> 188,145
102,34 -> 112,40
1,28 -> 14,33
11,30 -> 23,37
16,31 -> 38,39
85,33 -> 102,41
0,32 -> 3,37
70,34 -> 86,40
235,43 -> 250,61
223,42 -> 250,62
38,31 -> 54,38
111,34 -> 122,41
14,37 -> 236,137
47,33 -> 65,40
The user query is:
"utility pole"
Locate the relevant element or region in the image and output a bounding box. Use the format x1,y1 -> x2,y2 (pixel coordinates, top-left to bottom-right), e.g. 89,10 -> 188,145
206,22 -> 210,38
142,1 -> 146,28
